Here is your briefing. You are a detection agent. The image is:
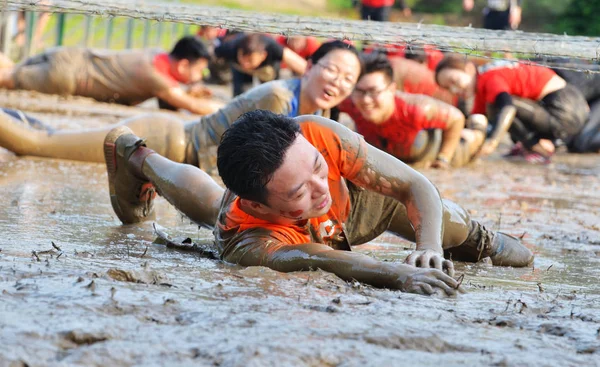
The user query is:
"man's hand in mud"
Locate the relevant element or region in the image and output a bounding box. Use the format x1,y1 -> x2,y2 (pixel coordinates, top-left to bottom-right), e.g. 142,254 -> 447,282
400,267 -> 461,296
479,140 -> 498,157
187,83 -> 213,98
405,249 -> 454,276
431,158 -> 451,170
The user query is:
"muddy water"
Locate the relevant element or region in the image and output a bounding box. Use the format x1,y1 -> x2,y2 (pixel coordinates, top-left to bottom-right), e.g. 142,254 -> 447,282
1,92 -> 599,366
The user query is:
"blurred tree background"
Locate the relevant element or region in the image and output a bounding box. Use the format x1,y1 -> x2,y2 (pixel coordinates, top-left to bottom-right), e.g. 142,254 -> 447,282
387,0 -> 598,36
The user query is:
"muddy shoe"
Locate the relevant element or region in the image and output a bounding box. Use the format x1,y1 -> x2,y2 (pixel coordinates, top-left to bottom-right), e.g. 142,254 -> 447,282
104,126 -> 156,224
445,220 -> 534,267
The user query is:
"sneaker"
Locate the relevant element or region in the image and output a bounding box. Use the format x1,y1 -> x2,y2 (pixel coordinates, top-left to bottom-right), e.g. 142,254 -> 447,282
445,220 -> 534,267
104,126 -> 156,224
504,142 -> 525,157
523,150 -> 552,165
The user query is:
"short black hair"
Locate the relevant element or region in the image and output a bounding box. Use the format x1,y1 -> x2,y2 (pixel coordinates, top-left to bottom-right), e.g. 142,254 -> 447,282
361,52 -> 394,83
217,110 -> 301,205
170,36 -> 211,63
434,55 -> 469,84
310,40 -> 361,66
404,46 -> 428,64
238,33 -> 269,56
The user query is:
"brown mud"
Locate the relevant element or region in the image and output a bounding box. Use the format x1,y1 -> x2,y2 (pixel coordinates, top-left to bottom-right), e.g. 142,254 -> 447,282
0,90 -> 599,366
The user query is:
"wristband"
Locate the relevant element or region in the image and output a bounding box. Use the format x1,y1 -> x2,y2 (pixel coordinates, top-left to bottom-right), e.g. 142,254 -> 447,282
435,155 -> 450,164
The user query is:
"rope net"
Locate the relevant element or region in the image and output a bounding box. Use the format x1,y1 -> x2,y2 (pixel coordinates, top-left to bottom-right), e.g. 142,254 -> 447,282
3,0 -> 600,72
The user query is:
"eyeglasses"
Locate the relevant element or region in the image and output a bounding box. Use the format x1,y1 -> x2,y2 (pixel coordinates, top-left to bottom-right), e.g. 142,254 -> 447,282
316,62 -> 357,91
352,82 -> 393,99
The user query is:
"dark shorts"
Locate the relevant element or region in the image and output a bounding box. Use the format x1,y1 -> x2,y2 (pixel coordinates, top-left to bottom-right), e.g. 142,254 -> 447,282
541,84 -> 589,140
360,5 -> 391,22
483,9 -> 510,30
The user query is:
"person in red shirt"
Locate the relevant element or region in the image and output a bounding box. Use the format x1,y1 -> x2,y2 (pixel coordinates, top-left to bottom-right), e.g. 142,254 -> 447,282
276,36 -> 321,75
339,53 -> 486,168
435,56 -> 589,162
359,0 -> 411,21
388,56 -> 457,106
276,36 -> 321,61
101,109 -> 533,297
364,43 -> 444,71
0,36 -> 222,116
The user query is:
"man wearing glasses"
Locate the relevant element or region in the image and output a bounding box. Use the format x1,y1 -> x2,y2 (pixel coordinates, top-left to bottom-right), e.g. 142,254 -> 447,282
0,41 -> 362,172
339,52 -> 486,169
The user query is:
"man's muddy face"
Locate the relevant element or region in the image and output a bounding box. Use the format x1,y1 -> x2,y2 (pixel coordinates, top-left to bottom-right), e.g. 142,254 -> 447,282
263,135 -> 332,221
176,59 -> 208,84
237,50 -> 268,71
351,71 -> 396,124
436,68 -> 473,97
304,49 -> 361,111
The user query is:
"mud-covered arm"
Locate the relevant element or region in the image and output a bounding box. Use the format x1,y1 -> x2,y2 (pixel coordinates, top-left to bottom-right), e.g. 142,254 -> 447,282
481,92 -> 517,155
231,240 -> 459,296
282,48 -> 308,75
156,87 -> 224,115
295,115 -> 445,253
418,96 -> 466,164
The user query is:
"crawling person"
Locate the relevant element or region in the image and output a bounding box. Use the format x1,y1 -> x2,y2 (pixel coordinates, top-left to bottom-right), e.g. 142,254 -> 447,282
101,109 -> 534,296
0,36 -> 223,116
435,56 -> 589,163
214,33 -> 308,96
549,65 -> 600,153
0,41 -> 361,171
339,53 -> 486,168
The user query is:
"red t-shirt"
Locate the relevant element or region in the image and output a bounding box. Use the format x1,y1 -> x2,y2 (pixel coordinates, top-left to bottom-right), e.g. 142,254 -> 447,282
388,57 -> 457,106
152,53 -> 179,87
339,93 -> 449,159
472,61 -> 557,114
361,0 -> 395,7
276,36 -> 321,59
363,44 -> 444,71
216,120 -> 368,252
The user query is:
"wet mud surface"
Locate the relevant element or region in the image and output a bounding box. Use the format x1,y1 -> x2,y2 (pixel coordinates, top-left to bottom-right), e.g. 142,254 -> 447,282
1,90 -> 599,366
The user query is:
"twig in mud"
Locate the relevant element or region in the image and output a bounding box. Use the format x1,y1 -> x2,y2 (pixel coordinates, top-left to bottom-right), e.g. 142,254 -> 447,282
31,251 -> 40,262
455,273 -> 465,289
504,298 -> 512,313
546,264 -> 553,271
537,282 -> 545,293
52,241 -> 62,252
152,223 -> 219,260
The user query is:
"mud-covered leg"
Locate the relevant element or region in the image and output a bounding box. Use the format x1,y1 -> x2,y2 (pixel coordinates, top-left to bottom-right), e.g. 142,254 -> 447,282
568,99 -> 600,153
104,125 -> 223,226
0,112 -> 187,163
386,199 -> 533,267
142,153 -> 224,228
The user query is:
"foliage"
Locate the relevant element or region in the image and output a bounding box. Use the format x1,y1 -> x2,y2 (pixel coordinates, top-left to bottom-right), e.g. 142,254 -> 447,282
555,0 -> 600,36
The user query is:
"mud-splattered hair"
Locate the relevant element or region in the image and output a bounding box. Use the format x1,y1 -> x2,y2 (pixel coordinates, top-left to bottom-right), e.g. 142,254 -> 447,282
434,55 -> 469,84
361,52 -> 394,84
217,110 -> 301,205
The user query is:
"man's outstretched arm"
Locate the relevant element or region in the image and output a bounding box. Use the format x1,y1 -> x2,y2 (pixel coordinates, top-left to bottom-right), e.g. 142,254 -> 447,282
232,240 -> 459,296
156,87 -> 224,115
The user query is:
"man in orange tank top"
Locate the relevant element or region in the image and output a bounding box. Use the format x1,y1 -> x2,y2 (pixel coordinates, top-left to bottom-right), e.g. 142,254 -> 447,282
102,110 -> 533,297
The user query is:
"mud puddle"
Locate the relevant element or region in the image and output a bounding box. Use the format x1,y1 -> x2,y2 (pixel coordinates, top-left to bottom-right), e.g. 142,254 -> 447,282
0,93 -> 599,366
